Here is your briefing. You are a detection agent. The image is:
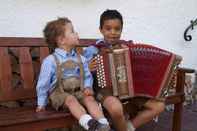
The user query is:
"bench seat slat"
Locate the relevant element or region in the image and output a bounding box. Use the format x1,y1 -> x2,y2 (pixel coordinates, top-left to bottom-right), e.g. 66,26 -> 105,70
0,107 -> 74,126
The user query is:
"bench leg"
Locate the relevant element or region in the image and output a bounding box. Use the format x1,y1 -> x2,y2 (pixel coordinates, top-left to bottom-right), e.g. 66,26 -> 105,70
172,102 -> 183,131
172,69 -> 186,131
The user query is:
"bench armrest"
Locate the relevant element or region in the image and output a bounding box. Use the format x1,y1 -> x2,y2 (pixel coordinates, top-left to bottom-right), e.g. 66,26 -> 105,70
178,67 -> 195,74
165,67 -> 195,105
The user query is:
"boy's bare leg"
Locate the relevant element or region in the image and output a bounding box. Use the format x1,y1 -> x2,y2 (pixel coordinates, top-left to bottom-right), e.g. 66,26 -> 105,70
103,96 -> 127,131
83,95 -> 111,131
64,95 -> 87,119
131,100 -> 165,128
83,95 -> 105,119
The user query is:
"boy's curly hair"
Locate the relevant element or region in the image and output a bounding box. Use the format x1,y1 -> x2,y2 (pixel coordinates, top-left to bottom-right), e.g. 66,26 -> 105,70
43,17 -> 71,47
100,9 -> 123,29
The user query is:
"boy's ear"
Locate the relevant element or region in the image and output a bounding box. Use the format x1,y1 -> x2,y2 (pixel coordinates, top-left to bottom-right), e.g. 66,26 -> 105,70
57,36 -> 64,45
99,27 -> 104,35
99,26 -> 102,31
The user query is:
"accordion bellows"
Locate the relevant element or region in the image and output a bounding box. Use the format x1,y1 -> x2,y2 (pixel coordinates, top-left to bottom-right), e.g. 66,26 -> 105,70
95,42 -> 181,100
130,43 -> 181,99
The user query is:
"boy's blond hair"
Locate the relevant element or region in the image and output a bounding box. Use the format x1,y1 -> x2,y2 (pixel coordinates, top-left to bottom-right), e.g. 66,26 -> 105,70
43,17 -> 71,47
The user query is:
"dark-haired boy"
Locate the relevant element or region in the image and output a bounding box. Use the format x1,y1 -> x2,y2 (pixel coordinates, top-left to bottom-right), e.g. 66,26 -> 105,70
83,9 -> 165,131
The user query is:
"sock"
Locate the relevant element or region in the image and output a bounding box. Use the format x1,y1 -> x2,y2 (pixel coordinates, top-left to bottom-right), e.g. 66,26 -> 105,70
127,120 -> 135,131
153,116 -> 159,122
79,114 -> 92,130
98,117 -> 109,125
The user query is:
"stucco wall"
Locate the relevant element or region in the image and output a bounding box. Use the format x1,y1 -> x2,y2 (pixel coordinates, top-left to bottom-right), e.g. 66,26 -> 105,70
0,0 -> 197,69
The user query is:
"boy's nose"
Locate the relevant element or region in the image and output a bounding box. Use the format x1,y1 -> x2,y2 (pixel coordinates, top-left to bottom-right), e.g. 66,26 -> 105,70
111,29 -> 116,35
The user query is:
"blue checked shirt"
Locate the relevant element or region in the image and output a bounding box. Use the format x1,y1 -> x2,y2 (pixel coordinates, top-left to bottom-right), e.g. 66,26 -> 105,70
36,48 -> 93,107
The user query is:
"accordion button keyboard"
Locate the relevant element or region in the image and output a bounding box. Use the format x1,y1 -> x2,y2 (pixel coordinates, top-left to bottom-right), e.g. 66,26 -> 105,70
96,55 -> 106,89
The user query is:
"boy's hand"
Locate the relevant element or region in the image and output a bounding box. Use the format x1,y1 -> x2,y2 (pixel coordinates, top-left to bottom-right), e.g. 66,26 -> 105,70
83,88 -> 94,96
100,47 -> 113,53
76,47 -> 83,54
89,58 -> 97,71
36,106 -> 46,112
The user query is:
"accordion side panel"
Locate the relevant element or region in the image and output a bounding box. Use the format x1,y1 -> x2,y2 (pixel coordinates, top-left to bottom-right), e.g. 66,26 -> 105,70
124,49 -> 134,97
113,48 -> 133,99
109,53 -> 118,96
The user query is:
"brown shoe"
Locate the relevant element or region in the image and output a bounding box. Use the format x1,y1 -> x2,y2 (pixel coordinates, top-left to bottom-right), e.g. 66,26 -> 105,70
88,119 -> 99,131
96,123 -> 111,131
88,119 -> 111,131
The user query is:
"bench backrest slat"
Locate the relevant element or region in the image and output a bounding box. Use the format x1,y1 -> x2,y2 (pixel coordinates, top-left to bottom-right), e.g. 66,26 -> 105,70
0,47 -> 41,101
0,37 -> 51,101
40,47 -> 50,62
19,47 -> 34,89
0,47 -> 12,91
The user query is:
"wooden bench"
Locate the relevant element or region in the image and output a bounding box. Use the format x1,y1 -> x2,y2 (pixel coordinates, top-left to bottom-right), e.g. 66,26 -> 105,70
0,37 -> 194,131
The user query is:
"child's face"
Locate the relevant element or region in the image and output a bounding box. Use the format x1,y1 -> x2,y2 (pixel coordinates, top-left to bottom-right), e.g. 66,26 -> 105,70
59,23 -> 79,48
100,19 -> 122,45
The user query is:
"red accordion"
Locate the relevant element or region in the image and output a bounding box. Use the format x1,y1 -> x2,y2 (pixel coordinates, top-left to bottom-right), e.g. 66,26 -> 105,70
94,42 -> 181,100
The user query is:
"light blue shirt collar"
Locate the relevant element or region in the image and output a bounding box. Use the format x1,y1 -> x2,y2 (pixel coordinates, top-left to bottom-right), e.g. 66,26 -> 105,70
96,39 -> 104,45
55,48 -> 76,58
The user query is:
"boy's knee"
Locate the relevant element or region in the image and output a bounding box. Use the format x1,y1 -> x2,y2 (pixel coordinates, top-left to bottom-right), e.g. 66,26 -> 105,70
83,95 -> 95,103
65,95 -> 77,105
156,102 -> 165,113
149,101 -> 165,114
103,96 -> 123,116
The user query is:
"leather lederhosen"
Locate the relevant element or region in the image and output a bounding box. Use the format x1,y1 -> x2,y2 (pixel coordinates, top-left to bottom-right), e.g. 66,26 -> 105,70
49,53 -> 84,110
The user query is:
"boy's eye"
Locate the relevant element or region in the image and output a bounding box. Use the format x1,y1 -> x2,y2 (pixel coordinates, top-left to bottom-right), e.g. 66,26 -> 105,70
105,27 -> 111,31
115,27 -> 121,31
104,26 -> 121,32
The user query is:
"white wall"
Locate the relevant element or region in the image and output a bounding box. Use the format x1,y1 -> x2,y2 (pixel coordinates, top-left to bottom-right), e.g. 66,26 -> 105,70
0,0 -> 197,70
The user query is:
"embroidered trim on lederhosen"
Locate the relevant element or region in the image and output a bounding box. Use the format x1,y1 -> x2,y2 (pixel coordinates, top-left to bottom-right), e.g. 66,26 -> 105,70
52,52 -> 84,92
